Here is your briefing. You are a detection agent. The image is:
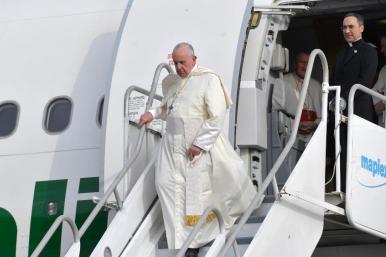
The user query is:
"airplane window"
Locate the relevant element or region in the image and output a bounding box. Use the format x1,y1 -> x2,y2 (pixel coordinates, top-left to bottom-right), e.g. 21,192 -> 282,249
97,96 -> 104,127
0,102 -> 19,138
44,97 -> 72,133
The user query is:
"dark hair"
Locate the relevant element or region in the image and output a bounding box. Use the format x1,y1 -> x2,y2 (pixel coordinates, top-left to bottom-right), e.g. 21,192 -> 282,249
344,12 -> 364,26
294,51 -> 310,63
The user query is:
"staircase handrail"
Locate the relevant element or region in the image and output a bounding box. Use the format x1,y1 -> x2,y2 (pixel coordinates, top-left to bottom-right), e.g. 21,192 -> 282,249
217,49 -> 329,257
30,216 -> 79,257
78,63 -> 172,236
347,84 -> 386,118
175,207 -> 226,257
346,83 -> 386,237
30,63 -> 173,257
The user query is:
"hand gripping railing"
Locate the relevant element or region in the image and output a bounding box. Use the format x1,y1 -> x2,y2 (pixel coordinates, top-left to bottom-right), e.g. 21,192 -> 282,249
175,207 -> 227,257
30,63 -> 174,257
216,49 -> 330,257
123,85 -> 164,165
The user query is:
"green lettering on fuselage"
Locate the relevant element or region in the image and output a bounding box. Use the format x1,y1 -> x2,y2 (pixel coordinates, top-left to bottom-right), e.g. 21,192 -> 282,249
0,208 -> 17,257
76,177 -> 108,257
29,180 -> 67,257
27,177 -> 107,257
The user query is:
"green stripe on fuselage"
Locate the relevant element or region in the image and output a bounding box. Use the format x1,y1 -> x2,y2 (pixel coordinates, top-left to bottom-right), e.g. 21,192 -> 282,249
75,200 -> 108,257
0,208 -> 17,257
29,180 -> 67,257
78,177 -> 99,193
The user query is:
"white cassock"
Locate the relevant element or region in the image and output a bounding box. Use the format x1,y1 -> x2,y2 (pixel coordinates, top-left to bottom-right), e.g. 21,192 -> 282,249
272,72 -> 322,143
272,72 -> 322,170
149,66 -> 256,249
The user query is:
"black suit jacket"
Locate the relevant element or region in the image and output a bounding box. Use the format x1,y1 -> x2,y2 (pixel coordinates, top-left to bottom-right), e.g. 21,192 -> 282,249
333,39 -> 377,122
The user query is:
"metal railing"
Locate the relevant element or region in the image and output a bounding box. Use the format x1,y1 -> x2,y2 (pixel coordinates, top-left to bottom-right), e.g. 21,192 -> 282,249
345,83 -> 386,239
175,207 -> 226,257
30,63 -> 173,257
123,85 -> 164,166
31,216 -> 79,257
330,84 -> 386,194
324,85 -> 343,192
254,3 -> 310,15
347,84 -> 386,121
216,49 -> 330,257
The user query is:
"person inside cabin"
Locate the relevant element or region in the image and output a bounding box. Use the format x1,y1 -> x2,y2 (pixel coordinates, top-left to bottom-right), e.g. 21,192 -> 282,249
372,35 -> 386,126
272,51 -> 322,168
330,12 -> 378,192
139,42 -> 256,257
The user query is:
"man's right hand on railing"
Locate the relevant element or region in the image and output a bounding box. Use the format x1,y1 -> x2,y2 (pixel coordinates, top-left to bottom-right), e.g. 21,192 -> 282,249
374,100 -> 385,114
138,112 -> 154,128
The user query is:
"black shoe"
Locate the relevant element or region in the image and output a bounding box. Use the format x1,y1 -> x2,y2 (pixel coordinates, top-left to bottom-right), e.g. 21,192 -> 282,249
185,248 -> 199,257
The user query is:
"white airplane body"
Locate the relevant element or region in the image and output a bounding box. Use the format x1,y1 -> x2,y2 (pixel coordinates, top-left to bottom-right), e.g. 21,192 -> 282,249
1,0 -> 386,256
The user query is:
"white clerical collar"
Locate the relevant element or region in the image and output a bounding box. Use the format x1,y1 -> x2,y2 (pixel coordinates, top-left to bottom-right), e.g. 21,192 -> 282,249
348,37 -> 362,47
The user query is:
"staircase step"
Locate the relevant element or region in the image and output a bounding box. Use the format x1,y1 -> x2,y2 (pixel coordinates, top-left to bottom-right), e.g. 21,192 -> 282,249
313,242 -> 386,257
319,216 -> 382,247
157,212 -> 268,250
156,243 -> 250,257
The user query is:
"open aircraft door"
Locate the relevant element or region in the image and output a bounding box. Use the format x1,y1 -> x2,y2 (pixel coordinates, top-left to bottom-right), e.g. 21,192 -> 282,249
104,0 -> 254,189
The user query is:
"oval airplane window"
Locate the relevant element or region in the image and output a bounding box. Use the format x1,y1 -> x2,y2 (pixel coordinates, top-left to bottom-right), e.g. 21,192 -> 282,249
0,102 -> 19,138
44,97 -> 73,133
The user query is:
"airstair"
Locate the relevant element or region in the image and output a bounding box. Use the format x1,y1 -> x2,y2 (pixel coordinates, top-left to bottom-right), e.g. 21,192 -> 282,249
30,48 -> 386,257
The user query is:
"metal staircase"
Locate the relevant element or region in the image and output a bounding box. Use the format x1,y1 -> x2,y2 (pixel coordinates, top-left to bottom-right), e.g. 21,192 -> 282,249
29,63 -> 173,257
31,50 -> 386,257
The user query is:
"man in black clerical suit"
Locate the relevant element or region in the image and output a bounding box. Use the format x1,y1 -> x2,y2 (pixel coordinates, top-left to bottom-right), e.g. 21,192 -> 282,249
330,13 -> 378,192
333,12 -> 378,121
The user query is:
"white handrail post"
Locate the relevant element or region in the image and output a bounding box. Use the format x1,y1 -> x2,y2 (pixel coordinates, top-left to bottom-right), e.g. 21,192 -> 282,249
232,241 -> 241,257
113,188 -> 123,210
271,177 -> 280,200
334,86 -> 341,192
217,49 -> 329,257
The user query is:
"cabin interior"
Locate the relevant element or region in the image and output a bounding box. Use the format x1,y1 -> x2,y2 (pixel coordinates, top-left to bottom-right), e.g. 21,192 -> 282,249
264,0 -> 386,187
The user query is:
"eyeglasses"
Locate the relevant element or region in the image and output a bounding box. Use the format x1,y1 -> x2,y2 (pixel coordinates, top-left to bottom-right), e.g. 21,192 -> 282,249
340,25 -> 356,31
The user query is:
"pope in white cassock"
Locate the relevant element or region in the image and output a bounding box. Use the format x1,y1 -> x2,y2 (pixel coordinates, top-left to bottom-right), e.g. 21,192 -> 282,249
139,43 -> 256,257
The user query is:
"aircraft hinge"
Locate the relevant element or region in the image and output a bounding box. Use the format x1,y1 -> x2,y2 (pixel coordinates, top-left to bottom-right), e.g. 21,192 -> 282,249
92,196 -> 120,211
